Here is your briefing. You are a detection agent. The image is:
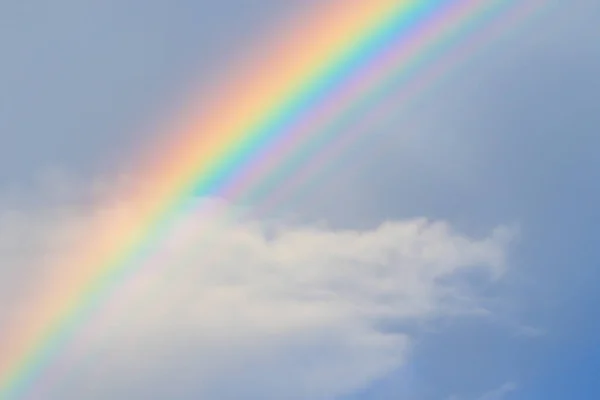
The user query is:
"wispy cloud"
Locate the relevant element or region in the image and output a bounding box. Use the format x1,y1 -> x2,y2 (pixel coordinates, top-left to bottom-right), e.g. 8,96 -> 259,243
478,382 -> 518,400
0,179 -> 514,399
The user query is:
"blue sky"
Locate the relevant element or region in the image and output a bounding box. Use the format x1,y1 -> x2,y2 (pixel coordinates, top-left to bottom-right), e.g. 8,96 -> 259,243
1,1 -> 599,399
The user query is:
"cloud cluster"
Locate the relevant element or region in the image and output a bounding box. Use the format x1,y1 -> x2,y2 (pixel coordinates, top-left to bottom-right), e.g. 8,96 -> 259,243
0,184 -> 513,399
478,382 -> 518,400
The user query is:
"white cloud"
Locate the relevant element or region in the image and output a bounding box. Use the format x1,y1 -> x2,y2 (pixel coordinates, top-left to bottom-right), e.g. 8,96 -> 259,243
0,182 -> 514,399
446,381 -> 517,400
477,382 -> 518,400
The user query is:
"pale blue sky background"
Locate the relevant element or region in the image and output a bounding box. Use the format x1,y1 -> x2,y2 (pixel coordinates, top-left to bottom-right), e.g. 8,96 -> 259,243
1,1 -> 599,399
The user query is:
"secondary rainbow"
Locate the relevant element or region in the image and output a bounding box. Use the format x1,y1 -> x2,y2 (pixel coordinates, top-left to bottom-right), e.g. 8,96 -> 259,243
0,1 -> 541,398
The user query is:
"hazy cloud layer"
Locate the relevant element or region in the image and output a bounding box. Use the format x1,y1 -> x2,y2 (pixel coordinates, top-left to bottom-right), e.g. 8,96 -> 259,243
0,181 -> 513,399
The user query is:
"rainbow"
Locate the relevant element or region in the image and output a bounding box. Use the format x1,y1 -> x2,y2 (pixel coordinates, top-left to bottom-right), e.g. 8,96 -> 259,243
0,1 -> 543,398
